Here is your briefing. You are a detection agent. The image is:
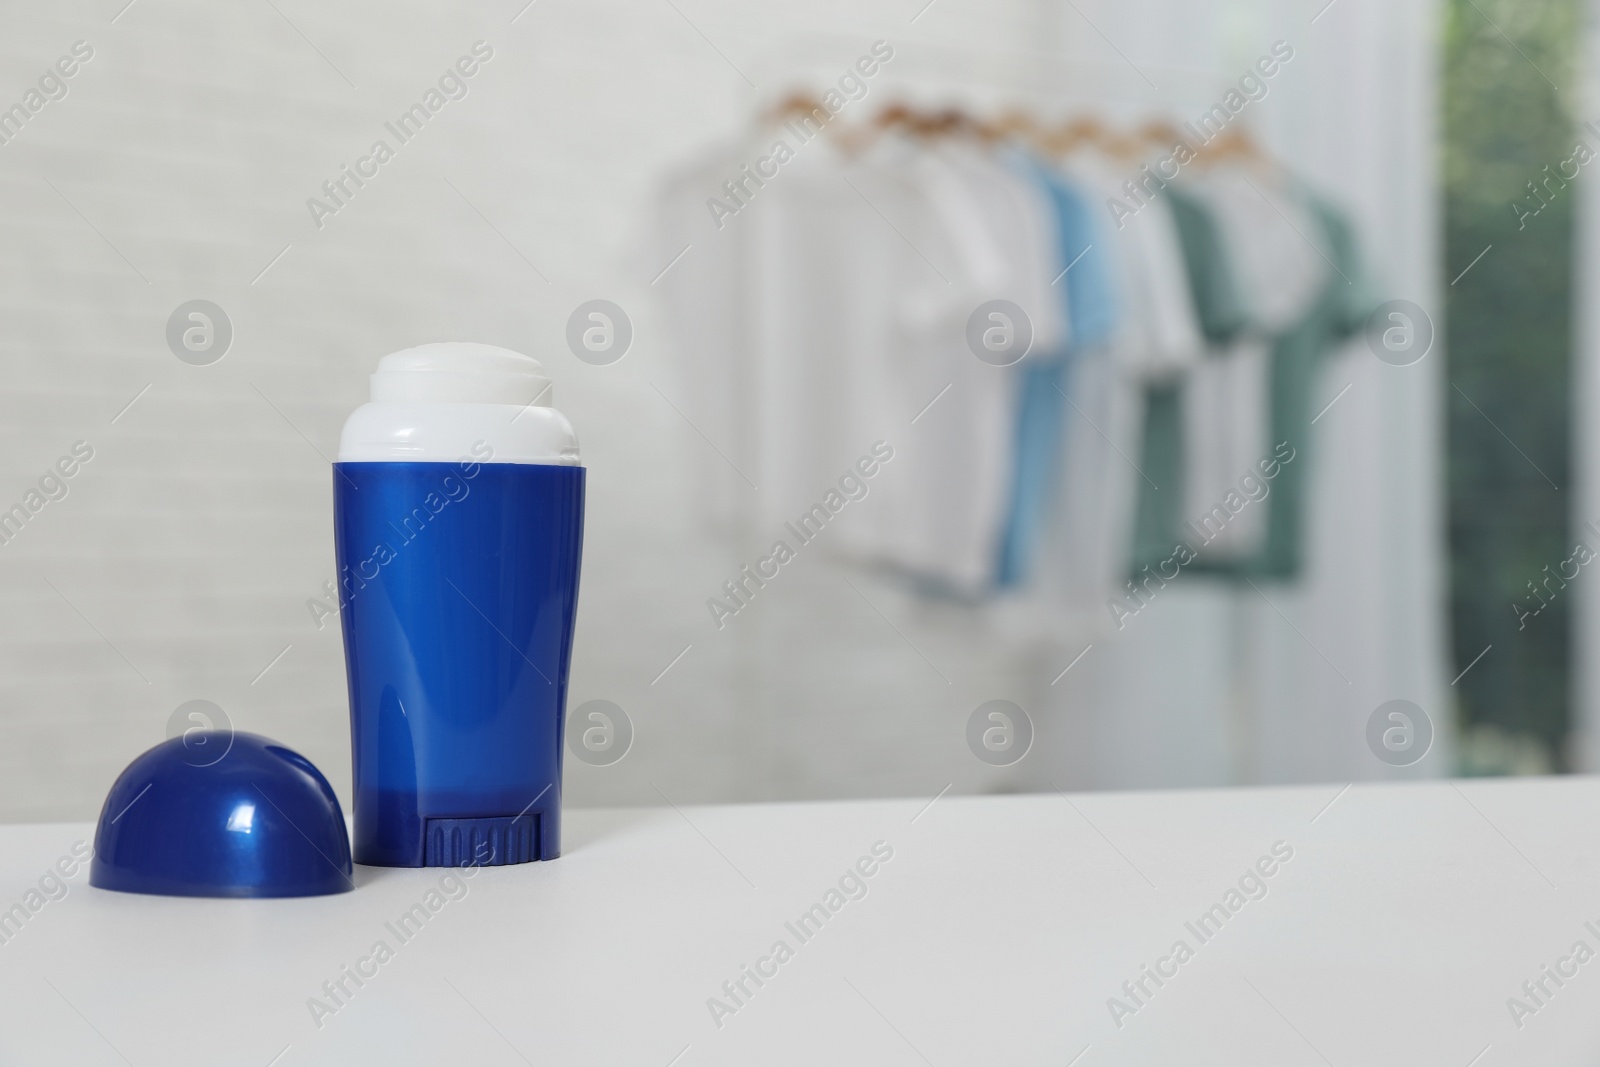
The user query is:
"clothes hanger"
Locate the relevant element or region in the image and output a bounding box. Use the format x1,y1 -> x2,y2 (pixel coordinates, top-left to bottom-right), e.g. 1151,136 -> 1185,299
1197,126 -> 1252,162
1137,119 -> 1189,152
1190,125 -> 1283,183
757,99 -> 1281,177
765,92 -> 817,122
1041,115 -> 1107,156
992,108 -> 1042,140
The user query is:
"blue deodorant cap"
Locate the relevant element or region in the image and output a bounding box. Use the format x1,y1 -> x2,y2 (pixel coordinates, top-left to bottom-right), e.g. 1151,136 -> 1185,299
90,731 -> 354,898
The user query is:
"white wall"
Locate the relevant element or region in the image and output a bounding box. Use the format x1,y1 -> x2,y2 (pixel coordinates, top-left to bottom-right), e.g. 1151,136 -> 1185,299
0,0 -> 1443,822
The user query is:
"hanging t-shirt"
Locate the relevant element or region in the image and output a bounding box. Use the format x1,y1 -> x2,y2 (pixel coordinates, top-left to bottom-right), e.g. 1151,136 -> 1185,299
996,155 -> 1114,587
792,133 -> 1056,596
1181,170 -> 1327,561
1244,190 -> 1374,577
1127,185 -> 1243,575
1130,179 -> 1374,579
882,139 -> 1066,594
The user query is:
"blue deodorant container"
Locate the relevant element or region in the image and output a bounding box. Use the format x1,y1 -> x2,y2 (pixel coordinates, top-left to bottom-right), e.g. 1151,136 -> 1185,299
333,344 -> 583,867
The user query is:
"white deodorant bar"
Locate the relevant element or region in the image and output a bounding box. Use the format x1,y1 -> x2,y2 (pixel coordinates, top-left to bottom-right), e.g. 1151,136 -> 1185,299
337,342 -> 580,465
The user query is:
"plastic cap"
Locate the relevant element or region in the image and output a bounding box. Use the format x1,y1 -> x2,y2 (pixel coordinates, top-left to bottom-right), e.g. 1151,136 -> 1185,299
90,732 -> 354,898
371,343 -> 552,406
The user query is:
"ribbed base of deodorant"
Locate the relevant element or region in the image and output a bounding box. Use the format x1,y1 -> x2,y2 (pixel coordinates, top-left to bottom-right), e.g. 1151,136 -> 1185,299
423,815 -> 546,867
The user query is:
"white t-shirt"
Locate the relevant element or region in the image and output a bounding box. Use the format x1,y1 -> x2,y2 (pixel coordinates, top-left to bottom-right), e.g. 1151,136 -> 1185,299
1180,167 -> 1326,561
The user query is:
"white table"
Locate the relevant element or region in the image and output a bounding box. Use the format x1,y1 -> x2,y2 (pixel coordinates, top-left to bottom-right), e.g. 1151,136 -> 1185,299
0,778 -> 1594,1065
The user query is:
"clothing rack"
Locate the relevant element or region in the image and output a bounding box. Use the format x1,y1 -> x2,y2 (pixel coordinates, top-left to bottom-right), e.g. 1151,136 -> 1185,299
655,101 -> 1372,782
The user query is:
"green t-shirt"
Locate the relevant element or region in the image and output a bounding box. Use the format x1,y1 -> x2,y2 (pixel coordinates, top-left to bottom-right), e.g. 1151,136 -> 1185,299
1130,187 -> 1373,581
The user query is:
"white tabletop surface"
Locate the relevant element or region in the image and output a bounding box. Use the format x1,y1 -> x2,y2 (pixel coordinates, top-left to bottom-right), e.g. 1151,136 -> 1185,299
0,777 -> 1595,1066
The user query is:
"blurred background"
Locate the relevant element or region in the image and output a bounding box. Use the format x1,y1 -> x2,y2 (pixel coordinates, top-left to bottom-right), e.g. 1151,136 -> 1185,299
0,0 -> 1592,822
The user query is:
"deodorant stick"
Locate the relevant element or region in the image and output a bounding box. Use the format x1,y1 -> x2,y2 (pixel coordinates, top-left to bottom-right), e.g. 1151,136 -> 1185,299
333,343 -> 584,867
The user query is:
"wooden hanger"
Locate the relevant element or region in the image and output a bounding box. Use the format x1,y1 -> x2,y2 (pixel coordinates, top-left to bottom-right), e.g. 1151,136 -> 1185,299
993,108 -> 1041,138
1190,125 -> 1274,174
1137,118 -> 1190,152
1040,115 -> 1106,156
765,92 -> 828,126
756,100 -> 1279,173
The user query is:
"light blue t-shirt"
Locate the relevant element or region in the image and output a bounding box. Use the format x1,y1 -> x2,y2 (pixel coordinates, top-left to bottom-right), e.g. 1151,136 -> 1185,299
996,156 -> 1116,586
